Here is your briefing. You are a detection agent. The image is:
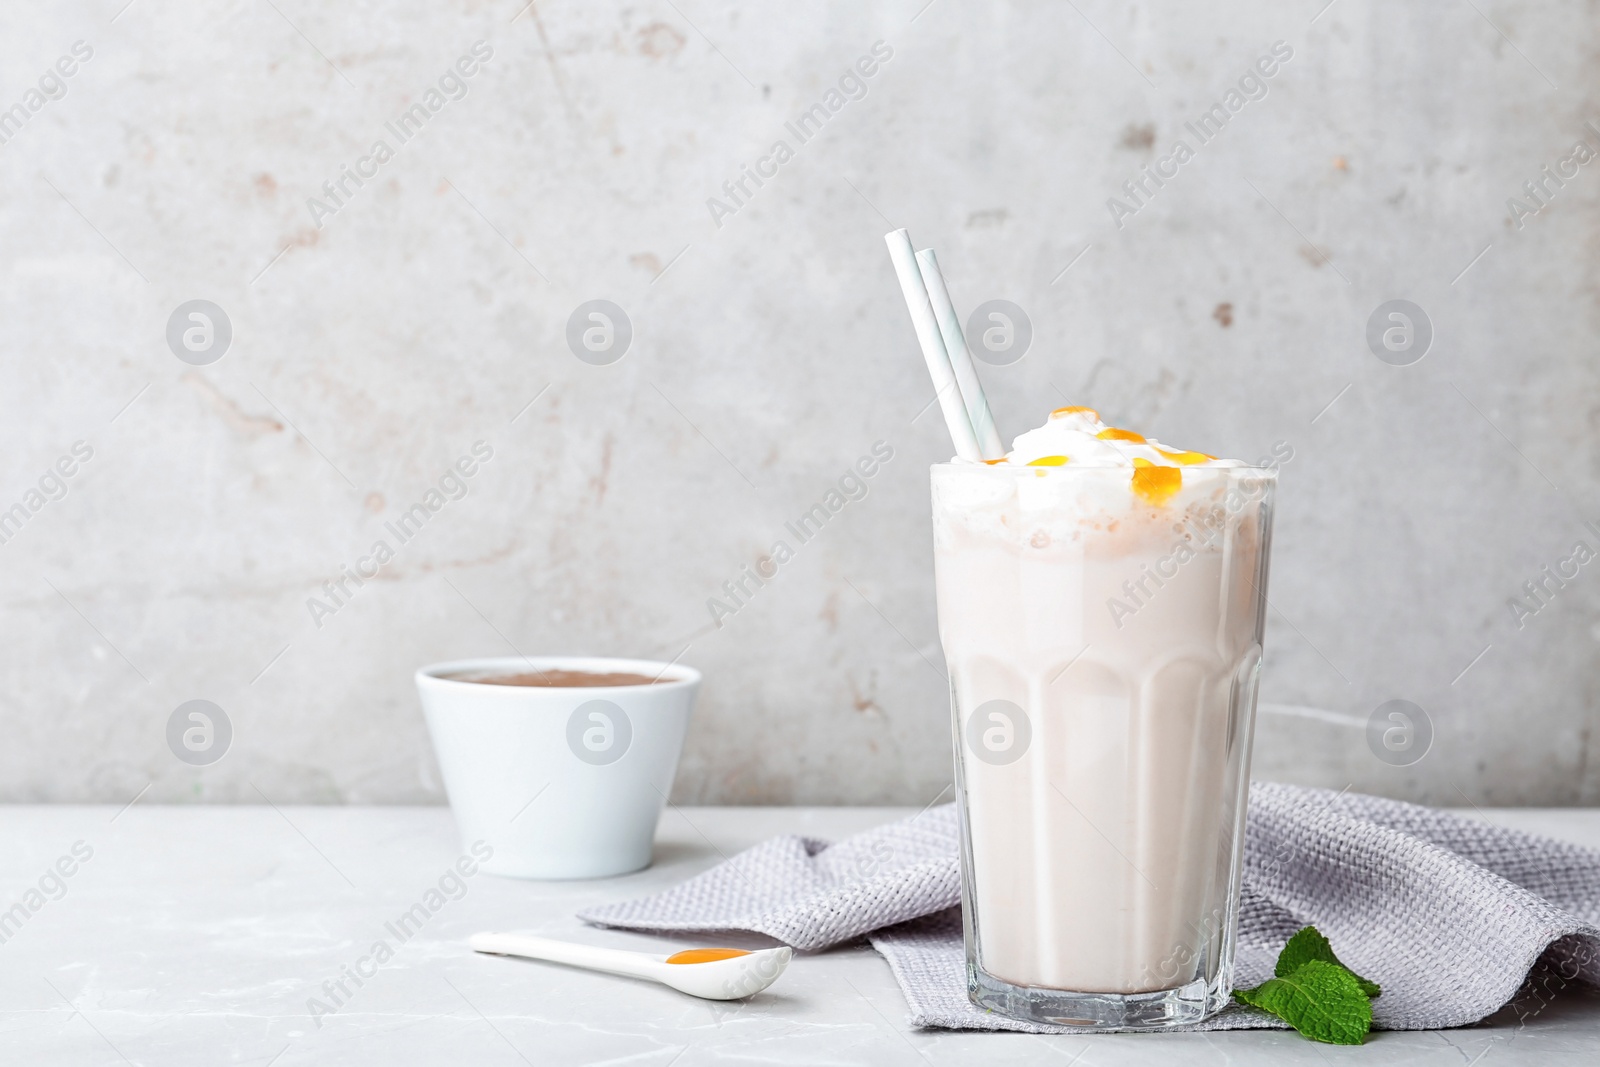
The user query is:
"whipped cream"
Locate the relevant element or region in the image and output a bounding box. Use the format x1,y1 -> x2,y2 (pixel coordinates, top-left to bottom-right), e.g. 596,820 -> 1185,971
997,407 -> 1243,470
936,406 -> 1258,512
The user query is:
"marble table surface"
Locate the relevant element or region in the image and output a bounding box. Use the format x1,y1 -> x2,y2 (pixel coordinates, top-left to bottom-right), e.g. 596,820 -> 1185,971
1,803 -> 1597,1066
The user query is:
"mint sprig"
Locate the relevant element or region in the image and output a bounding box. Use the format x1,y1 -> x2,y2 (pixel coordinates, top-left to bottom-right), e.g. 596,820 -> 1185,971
1233,926 -> 1380,1045
1275,926 -> 1381,999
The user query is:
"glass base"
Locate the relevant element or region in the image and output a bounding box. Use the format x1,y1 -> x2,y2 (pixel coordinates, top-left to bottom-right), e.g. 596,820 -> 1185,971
968,963 -> 1230,1030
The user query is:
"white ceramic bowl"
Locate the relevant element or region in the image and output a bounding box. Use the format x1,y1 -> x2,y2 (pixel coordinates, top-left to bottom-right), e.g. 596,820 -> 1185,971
415,656 -> 700,879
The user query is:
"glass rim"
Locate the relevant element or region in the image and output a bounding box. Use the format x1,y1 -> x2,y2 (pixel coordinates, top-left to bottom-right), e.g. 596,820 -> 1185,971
929,461 -> 1280,477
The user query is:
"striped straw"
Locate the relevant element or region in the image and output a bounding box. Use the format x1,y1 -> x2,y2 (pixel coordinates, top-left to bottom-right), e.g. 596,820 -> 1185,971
914,248 -> 1005,460
883,229 -> 982,462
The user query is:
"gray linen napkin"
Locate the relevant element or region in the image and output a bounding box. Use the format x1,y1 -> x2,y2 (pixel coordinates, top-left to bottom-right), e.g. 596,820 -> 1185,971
579,783 -> 1600,1032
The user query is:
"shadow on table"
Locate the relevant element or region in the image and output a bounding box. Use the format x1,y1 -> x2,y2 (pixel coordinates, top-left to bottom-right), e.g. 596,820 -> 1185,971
1478,966 -> 1600,1032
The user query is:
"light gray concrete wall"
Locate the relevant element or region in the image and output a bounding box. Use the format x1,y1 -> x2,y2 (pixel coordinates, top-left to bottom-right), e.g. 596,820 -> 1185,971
0,1 -> 1595,806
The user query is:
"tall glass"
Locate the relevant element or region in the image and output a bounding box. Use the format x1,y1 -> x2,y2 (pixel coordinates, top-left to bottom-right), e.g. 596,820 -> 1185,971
931,462 -> 1275,1029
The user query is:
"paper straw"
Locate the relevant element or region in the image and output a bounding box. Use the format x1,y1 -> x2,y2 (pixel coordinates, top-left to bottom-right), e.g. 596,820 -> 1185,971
914,248 -> 1005,461
883,229 -> 982,462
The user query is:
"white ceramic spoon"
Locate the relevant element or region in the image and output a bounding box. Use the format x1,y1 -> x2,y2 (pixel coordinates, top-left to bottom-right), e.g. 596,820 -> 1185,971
469,932 -> 792,1000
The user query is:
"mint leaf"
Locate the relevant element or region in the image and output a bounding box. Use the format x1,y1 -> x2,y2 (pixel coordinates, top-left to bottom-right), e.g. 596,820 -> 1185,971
1234,960 -> 1373,1045
1275,926 -> 1381,998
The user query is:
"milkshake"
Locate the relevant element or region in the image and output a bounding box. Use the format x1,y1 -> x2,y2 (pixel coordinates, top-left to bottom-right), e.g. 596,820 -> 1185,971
932,406 -> 1275,1028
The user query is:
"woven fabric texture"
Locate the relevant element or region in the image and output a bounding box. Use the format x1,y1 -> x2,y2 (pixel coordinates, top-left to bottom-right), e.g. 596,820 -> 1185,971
580,783 -> 1600,1032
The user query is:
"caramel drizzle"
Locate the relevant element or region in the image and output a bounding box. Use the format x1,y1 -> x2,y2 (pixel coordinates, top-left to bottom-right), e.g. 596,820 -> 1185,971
1131,457 -> 1182,505
665,948 -> 752,964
